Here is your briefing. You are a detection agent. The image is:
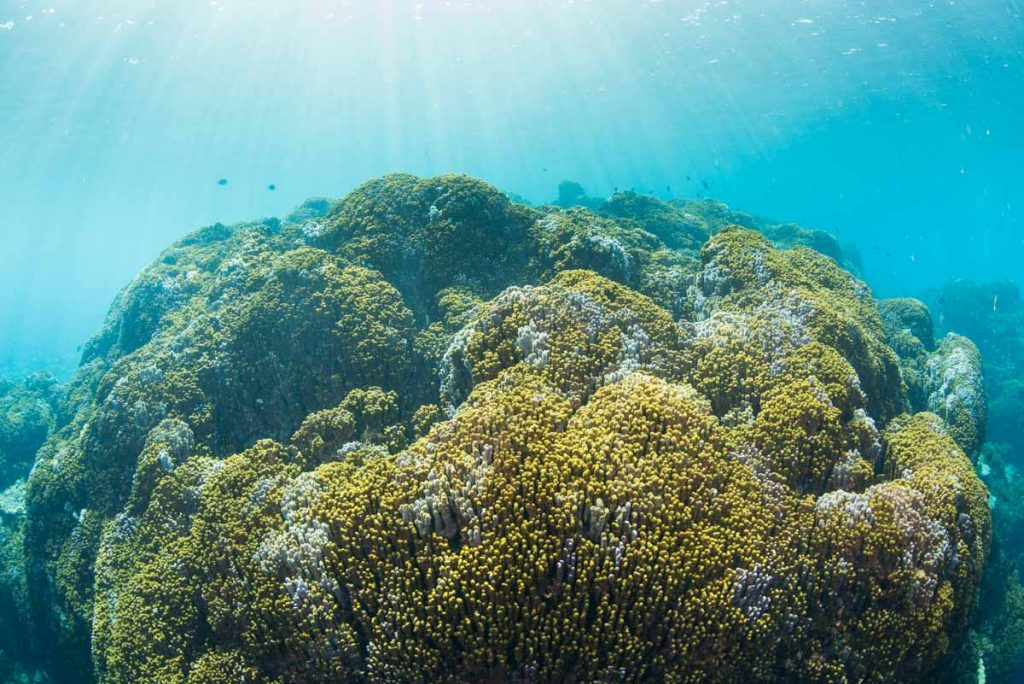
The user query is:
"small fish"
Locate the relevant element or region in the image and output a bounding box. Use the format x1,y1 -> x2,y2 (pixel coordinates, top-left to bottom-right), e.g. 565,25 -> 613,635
217,178 -> 229,186
267,184 -> 276,191
686,175 -> 691,181
666,185 -> 672,193
702,180 -> 709,190
993,294 -> 999,312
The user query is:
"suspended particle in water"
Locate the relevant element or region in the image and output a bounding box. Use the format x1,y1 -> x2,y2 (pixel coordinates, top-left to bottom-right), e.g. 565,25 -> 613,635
217,178 -> 229,186
268,184 -> 276,191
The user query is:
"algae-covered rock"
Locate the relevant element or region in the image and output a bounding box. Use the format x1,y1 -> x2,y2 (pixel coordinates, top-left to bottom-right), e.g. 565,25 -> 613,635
12,174 -> 993,683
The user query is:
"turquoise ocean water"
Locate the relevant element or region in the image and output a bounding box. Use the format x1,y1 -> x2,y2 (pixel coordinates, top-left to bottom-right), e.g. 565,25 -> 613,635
2,2 -> 1024,683
1,0 -> 1022,379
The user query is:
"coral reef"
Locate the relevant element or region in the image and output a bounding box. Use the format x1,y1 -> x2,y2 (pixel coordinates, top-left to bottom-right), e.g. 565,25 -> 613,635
930,279 -> 1023,460
926,278 -> 1024,682
879,297 -> 935,410
552,180 -> 602,210
0,373 -> 62,490
925,334 -> 986,458
0,373 -> 64,682
599,190 -> 709,251
7,175 -> 994,683
880,299 -> 986,458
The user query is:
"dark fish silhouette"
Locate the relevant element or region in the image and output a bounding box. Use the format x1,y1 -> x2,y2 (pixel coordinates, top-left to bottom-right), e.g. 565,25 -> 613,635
702,180 -> 709,190
267,184 -> 276,191
217,178 -> 229,186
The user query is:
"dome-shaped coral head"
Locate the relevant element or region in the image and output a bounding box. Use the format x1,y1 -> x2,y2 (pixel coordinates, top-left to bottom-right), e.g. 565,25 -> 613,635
25,176 -> 990,683
690,227 -> 906,423
93,267 -> 988,683
318,173 -> 536,319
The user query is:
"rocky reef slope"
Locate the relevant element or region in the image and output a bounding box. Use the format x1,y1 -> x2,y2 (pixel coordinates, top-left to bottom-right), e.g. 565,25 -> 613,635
2,175 -> 992,683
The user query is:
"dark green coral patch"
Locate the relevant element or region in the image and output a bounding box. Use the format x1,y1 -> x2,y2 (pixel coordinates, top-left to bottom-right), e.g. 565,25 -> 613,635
0,372 -> 62,489
880,297 -> 936,352
599,189 -> 710,251
0,373 -> 64,681
319,173 -> 536,320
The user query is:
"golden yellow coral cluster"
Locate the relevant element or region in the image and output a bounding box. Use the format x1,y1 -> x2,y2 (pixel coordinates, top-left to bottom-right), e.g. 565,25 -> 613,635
92,240 -> 989,682
19,172 -> 991,683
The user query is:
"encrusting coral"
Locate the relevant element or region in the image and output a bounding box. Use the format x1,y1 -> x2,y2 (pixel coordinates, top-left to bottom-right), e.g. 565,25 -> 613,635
7,174 -> 995,683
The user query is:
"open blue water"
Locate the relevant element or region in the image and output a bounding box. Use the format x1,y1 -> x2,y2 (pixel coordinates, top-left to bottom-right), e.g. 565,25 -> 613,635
1,0 -> 1022,380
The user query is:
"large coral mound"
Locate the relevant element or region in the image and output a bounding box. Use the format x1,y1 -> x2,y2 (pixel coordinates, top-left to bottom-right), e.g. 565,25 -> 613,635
17,175 -> 990,683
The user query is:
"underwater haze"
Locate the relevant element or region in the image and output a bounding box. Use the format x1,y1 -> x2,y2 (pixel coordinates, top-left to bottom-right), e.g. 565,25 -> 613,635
3,1 -> 1024,683
2,0 -> 1023,379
